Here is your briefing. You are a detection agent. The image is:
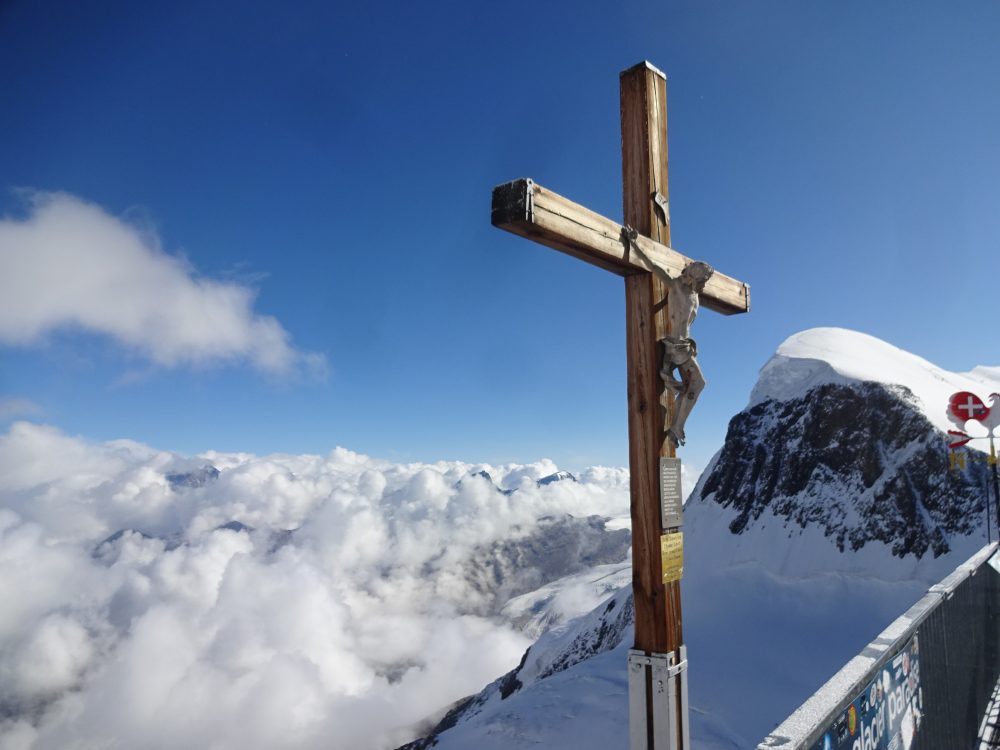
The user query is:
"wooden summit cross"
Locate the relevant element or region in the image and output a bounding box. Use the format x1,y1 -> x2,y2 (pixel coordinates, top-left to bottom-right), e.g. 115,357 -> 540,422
490,61 -> 750,749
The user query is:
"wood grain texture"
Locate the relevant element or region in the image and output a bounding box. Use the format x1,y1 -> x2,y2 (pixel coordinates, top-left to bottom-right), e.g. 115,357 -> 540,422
621,62 -> 683,661
625,272 -> 671,651
491,179 -> 750,315
622,58 -> 686,750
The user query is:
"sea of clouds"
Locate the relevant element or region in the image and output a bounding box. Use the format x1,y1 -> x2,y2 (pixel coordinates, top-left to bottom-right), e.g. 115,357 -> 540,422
0,421 -> 631,750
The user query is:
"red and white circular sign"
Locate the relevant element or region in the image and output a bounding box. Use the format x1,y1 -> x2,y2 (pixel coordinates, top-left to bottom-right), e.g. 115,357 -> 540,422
949,391 -> 990,423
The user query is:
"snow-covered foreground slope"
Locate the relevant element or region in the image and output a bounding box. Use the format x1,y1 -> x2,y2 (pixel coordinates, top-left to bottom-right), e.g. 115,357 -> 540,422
0,424 -> 631,750
414,328 -> 1000,749
406,586 -> 636,750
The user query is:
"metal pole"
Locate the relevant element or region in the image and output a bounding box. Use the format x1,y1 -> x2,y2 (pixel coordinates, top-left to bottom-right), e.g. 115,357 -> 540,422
991,435 -> 1000,543
988,450 -> 993,545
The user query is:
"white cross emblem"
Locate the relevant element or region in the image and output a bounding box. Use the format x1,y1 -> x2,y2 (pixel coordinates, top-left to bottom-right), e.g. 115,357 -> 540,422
958,395 -> 985,418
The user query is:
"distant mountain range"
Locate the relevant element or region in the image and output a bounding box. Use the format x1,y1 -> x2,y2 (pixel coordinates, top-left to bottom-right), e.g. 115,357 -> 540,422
98,470 -> 623,624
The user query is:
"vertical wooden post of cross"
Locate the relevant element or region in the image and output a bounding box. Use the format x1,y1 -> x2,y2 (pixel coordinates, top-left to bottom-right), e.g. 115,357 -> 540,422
621,61 -> 685,748
491,60 -> 750,749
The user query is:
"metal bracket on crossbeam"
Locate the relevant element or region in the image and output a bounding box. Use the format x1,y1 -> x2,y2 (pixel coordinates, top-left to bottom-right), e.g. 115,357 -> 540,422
627,646 -> 690,750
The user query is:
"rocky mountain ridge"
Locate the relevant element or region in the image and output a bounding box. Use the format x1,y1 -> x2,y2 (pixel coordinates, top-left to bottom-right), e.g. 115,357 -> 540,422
702,380 -> 990,559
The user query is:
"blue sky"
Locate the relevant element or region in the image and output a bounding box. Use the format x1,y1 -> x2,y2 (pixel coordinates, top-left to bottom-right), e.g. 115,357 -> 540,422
1,0 -> 998,473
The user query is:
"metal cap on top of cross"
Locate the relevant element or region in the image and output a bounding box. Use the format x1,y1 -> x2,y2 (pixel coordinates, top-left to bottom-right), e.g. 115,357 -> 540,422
490,61 -> 751,750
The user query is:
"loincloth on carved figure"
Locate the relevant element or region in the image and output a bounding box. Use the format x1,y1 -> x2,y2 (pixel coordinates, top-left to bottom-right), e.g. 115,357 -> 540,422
660,335 -> 698,365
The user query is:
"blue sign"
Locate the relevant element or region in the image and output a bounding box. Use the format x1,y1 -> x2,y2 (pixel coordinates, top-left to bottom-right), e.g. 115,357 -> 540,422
813,634 -> 922,750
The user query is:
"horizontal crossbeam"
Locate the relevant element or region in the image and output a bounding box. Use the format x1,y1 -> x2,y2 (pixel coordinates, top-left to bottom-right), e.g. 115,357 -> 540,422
491,178 -> 750,316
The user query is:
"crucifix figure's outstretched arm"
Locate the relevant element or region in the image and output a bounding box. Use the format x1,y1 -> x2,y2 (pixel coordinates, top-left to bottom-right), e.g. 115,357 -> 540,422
622,226 -> 714,448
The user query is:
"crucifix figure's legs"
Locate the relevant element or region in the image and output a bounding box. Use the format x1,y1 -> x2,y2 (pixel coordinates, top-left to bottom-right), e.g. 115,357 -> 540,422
663,351 -> 705,448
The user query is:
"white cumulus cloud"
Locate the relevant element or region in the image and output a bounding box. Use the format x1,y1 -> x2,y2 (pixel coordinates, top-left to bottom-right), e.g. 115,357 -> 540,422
0,191 -> 324,375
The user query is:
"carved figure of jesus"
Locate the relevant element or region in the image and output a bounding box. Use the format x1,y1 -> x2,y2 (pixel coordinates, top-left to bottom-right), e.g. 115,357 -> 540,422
659,260 -> 713,447
622,227 -> 714,447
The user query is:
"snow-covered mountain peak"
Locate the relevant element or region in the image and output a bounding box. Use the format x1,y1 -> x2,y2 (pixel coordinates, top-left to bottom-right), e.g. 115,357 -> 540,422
750,327 -> 1000,435
696,327 -> 998,568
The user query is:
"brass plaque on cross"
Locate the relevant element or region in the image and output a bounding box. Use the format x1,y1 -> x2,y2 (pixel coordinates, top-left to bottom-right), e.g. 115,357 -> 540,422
659,457 -> 683,529
660,532 -> 683,583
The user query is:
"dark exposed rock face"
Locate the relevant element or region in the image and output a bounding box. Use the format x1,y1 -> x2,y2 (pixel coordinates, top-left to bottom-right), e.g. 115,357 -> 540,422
165,465 -> 219,490
699,381 -> 991,558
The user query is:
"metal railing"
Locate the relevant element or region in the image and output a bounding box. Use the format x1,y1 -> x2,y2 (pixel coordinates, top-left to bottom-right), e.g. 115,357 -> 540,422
758,543 -> 1000,750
